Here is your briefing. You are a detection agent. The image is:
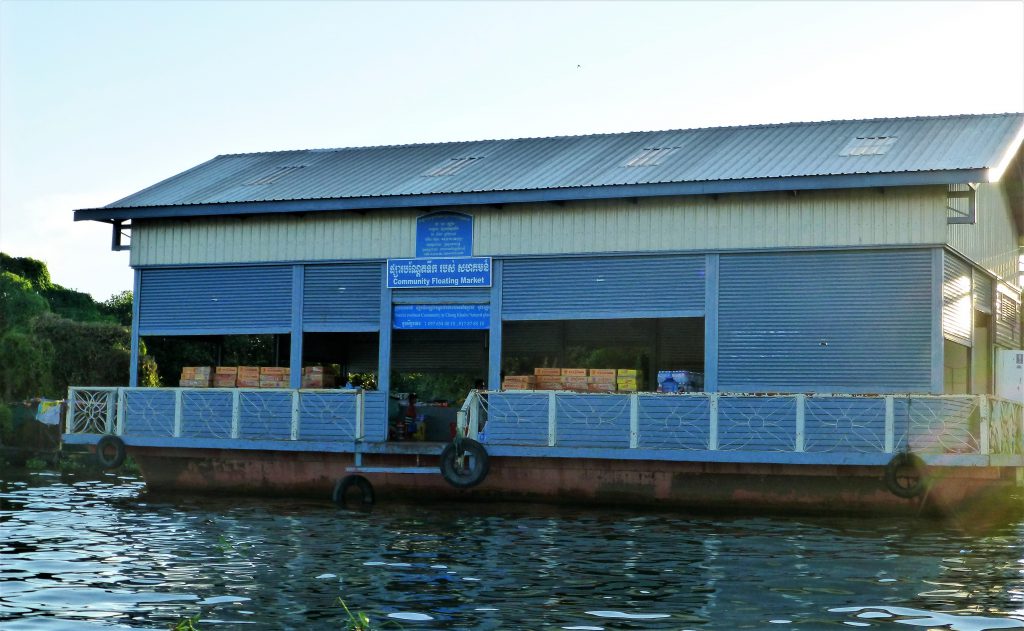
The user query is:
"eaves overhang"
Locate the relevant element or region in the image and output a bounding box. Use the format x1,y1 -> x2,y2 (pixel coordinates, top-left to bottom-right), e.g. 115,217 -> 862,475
74,168 -> 989,223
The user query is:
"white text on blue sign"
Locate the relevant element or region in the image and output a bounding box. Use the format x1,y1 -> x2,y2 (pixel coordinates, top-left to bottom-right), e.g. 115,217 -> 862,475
387,257 -> 492,288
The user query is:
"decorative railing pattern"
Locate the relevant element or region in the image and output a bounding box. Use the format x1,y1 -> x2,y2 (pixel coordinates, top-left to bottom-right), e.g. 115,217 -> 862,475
67,387 -> 384,443
67,387 -> 1022,459
471,392 -> 1023,457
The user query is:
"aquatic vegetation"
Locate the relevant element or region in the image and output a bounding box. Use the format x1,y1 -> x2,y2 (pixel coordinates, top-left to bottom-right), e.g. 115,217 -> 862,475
24,457 -> 47,470
338,598 -> 373,630
170,614 -> 200,630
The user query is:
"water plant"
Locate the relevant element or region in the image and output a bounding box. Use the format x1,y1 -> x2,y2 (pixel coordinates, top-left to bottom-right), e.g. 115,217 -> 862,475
24,457 -> 47,470
170,614 -> 200,630
338,598 -> 373,630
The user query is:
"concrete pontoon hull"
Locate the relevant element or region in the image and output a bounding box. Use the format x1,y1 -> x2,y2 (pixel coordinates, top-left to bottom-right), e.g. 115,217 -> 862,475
128,446 -> 1023,518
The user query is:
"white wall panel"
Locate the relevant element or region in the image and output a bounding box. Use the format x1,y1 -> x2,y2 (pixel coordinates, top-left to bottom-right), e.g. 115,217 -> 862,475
131,187 -> 948,266
947,181 -> 1020,284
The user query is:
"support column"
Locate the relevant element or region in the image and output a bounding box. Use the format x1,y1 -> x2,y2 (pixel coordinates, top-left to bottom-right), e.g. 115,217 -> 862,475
931,248 -> 945,394
488,259 -> 503,390
129,269 -> 141,387
289,265 -> 304,389
378,267 -> 393,399
704,253 -> 720,392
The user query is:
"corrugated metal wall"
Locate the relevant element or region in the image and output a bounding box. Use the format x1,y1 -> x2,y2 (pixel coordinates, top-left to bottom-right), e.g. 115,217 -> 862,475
996,285 -> 1022,348
392,287 -> 490,304
947,181 -> 1021,284
975,273 -> 994,314
718,250 -> 934,393
130,188 -> 948,266
502,255 -> 705,320
303,263 -> 382,331
390,330 -> 487,374
942,252 -> 973,346
138,266 -> 292,334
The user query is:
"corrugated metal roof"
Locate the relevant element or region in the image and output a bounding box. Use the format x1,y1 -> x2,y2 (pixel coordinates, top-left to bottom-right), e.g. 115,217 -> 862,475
89,113 -> 1024,217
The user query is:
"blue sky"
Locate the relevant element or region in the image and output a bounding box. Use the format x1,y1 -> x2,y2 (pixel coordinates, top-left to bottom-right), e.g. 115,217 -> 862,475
1,0 -> 1022,300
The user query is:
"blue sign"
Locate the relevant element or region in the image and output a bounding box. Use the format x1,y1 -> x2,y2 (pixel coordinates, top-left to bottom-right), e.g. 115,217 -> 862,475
387,257 -> 492,289
416,212 -> 473,258
393,304 -> 490,330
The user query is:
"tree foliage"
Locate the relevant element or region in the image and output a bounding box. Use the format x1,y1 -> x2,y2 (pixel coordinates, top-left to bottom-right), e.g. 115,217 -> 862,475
0,253 -> 156,402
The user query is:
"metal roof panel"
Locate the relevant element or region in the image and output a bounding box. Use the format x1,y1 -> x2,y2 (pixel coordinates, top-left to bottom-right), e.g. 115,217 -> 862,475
98,113 -> 1024,212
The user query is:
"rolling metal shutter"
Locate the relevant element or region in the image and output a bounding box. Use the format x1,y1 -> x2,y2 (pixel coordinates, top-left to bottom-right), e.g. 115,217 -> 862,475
942,253 -> 972,346
718,250 -> 933,393
974,273 -> 993,314
138,266 -> 291,335
502,255 -> 705,320
392,287 -> 490,304
303,263 -> 382,332
996,287 -> 1022,348
390,330 -> 487,374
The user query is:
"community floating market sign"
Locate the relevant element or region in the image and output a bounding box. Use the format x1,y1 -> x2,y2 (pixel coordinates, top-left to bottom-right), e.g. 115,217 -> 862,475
389,213 -> 490,288
416,212 -> 473,258
393,304 -> 490,330
386,257 -> 492,288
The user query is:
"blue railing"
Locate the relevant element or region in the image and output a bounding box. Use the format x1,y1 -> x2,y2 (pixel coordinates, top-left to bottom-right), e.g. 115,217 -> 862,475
66,388 -> 1022,461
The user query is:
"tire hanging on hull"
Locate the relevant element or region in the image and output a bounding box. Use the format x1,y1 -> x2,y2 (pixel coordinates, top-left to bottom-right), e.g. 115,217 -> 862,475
884,452 -> 929,499
439,438 -> 490,489
333,475 -> 375,509
95,435 -> 127,469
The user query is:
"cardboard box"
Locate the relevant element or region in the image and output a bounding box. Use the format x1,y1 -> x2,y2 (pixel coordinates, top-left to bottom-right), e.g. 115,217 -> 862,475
302,374 -> 336,388
237,366 -> 260,377
589,369 -> 616,378
616,378 -> 638,392
213,376 -> 237,388
179,378 -> 212,388
215,366 -> 238,376
588,374 -> 616,385
502,375 -> 536,385
616,369 -> 638,378
588,382 -> 617,392
535,378 -> 564,390
502,381 -> 535,390
260,367 -> 290,377
181,366 -> 213,378
237,378 -> 260,388
304,365 -> 326,375
534,367 -> 562,377
563,376 -> 589,389
561,368 -> 588,377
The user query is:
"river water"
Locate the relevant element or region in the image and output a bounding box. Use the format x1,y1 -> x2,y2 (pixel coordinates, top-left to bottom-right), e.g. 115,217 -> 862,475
1,470 -> 1023,630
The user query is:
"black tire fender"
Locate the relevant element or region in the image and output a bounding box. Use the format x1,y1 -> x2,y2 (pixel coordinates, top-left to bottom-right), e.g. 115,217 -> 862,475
333,475 -> 375,509
95,435 -> 127,469
884,452 -> 929,499
439,438 -> 490,489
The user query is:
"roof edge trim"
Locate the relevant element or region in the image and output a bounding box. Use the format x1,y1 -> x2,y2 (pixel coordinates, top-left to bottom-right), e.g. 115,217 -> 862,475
75,169 -> 987,222
988,119 -> 1024,183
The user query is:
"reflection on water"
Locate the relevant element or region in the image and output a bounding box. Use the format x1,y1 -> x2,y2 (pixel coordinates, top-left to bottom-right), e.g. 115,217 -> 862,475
1,470 -> 1022,630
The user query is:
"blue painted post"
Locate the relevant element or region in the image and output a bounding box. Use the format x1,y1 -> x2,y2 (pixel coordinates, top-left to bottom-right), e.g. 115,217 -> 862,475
931,248 -> 944,394
129,269 -> 141,387
378,266 -> 393,399
289,265 -> 304,389
488,259 -> 503,390
704,254 -> 719,392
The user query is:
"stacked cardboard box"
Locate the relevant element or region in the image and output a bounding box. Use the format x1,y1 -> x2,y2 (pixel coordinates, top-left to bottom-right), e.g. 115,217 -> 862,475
501,375 -> 536,390
237,366 -> 260,388
302,365 -> 337,388
179,366 -> 213,387
616,368 -> 638,392
259,367 -> 290,388
588,369 -> 617,393
213,366 -> 237,388
561,368 -> 588,392
534,367 -> 563,390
